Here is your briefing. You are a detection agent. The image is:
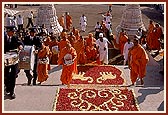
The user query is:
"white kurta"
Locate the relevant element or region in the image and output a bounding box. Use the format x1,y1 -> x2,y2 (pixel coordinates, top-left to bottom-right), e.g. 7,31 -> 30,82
96,37 -> 109,64
123,42 -> 134,64
79,16 -> 87,31
6,16 -> 13,26
102,14 -> 112,24
17,17 -> 23,25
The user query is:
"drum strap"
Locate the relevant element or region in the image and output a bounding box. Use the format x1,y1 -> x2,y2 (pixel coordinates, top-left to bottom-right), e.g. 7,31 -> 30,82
38,57 -> 49,64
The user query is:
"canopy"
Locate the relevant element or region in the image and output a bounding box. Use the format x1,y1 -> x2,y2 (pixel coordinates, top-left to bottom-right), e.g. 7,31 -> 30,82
4,8 -> 19,16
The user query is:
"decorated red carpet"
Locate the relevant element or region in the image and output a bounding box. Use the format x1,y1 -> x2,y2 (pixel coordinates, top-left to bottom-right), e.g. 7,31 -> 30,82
71,65 -> 125,86
53,65 -> 139,111
53,88 -> 139,111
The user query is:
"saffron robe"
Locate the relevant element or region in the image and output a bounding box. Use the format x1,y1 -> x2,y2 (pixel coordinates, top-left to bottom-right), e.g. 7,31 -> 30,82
57,47 -> 78,85
37,46 -> 50,83
58,16 -> 65,28
73,39 -> 86,64
65,15 -> 72,31
151,27 -> 163,50
128,44 -> 149,84
146,23 -> 155,50
119,34 -> 128,55
58,39 -> 70,52
85,36 -> 97,62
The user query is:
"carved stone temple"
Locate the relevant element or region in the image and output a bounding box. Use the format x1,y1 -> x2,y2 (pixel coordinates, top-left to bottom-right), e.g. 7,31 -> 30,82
116,4 -> 146,41
36,4 -> 63,36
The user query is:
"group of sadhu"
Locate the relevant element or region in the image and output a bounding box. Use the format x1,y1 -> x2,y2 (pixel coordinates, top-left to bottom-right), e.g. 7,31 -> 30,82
4,9 -> 164,98
42,11 -> 113,87
38,8 -> 164,87
42,10 -> 163,88
43,29 -> 107,88
117,19 -> 163,86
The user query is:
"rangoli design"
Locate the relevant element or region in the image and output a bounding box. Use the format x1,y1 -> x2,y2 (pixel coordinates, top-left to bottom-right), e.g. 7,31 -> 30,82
53,88 -> 139,111
71,65 -> 125,85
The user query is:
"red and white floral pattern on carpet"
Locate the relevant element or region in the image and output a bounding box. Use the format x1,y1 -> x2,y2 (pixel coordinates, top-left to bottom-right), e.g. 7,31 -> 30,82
53,88 -> 139,111
71,65 -> 125,85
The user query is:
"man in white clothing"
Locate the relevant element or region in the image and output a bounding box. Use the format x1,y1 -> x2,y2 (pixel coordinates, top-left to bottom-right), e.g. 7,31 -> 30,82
17,15 -> 24,31
96,33 -> 110,65
79,14 -> 87,32
123,39 -> 134,65
94,21 -> 101,40
102,11 -> 112,24
26,11 -> 34,28
12,16 -> 18,30
6,14 -> 13,26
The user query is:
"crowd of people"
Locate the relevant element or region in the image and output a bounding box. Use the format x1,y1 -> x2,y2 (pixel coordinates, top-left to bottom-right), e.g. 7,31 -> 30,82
4,5 -> 164,99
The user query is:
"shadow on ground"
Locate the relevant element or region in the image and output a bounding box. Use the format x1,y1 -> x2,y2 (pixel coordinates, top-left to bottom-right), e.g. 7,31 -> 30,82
141,7 -> 164,27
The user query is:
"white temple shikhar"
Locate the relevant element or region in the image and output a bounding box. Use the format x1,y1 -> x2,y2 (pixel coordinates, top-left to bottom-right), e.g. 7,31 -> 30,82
36,4 -> 63,36
116,4 -> 146,42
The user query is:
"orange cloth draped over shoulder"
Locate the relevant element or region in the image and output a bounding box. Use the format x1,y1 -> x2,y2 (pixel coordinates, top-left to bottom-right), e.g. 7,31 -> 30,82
151,26 -> 163,50
58,39 -> 70,52
37,45 -> 51,83
49,39 -> 59,65
119,33 -> 128,54
146,23 -> 155,50
73,39 -> 86,64
67,34 -> 76,47
72,29 -> 80,40
128,44 -> 149,84
111,34 -> 120,49
85,34 -> 97,62
65,15 -> 72,31
58,15 -> 65,28
44,36 -> 59,64
43,36 -> 51,46
57,46 -> 78,85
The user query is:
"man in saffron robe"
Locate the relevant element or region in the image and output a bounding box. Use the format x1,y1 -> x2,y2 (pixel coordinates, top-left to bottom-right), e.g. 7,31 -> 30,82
146,20 -> 155,50
44,33 -> 59,65
58,14 -> 65,29
71,27 -> 80,40
119,30 -> 128,55
37,41 -> 51,84
151,23 -> 163,52
58,32 -> 70,52
58,42 -> 78,88
64,12 -> 72,32
73,36 -> 86,64
128,37 -> 149,86
67,32 -> 76,47
85,33 -> 98,63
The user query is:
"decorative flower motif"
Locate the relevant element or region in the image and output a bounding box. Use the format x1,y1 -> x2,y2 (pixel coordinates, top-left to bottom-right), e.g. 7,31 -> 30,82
71,65 -> 124,85
54,88 -> 139,111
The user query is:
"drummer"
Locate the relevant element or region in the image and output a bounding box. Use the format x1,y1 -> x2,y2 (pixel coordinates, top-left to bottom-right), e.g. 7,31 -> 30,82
23,27 -> 42,85
4,26 -> 24,99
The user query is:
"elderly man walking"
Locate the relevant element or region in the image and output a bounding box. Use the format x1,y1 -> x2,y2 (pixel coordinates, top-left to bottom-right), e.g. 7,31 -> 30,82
96,33 -> 110,65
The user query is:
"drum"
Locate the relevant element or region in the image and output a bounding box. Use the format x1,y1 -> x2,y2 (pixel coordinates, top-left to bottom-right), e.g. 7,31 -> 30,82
18,45 -> 35,70
4,52 -> 19,66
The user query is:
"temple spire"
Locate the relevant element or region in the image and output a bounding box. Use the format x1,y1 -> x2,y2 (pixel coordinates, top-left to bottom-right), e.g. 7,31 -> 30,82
116,4 -> 146,41
36,4 -> 63,36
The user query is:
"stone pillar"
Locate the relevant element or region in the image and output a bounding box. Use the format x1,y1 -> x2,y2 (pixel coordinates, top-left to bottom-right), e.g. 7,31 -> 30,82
116,4 -> 146,42
36,4 -> 63,36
